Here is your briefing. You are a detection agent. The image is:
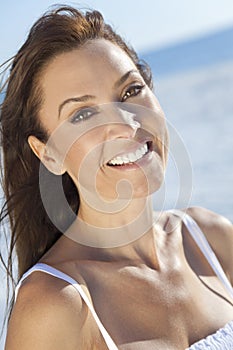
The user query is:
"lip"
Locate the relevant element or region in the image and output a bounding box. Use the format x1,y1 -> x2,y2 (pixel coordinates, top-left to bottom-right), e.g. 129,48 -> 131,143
106,140 -> 154,171
106,139 -> 153,165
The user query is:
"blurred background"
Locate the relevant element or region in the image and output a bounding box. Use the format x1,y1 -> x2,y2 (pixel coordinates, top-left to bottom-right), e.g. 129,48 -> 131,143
1,0 -> 233,348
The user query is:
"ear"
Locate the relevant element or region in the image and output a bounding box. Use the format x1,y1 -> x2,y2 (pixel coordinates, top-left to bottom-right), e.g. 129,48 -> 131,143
28,135 -> 66,175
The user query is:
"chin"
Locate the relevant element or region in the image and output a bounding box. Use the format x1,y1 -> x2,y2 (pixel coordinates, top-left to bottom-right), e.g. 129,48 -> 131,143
132,178 -> 165,199
97,175 -> 165,201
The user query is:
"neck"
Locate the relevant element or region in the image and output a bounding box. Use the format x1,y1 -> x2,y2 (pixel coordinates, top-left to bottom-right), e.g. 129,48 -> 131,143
65,194 -> 160,267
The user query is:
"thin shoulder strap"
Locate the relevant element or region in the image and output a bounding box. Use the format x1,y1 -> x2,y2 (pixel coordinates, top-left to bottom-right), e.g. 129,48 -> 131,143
170,209 -> 233,299
15,263 -> 118,350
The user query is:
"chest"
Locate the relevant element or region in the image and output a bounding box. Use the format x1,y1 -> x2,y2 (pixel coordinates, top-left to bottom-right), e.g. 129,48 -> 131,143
80,263 -> 233,349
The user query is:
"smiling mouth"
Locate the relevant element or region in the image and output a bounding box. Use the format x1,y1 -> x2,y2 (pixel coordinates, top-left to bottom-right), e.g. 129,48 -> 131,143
107,141 -> 152,166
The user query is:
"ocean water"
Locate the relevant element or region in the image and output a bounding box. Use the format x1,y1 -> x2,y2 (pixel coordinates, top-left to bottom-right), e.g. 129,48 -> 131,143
0,59 -> 233,349
142,26 -> 233,77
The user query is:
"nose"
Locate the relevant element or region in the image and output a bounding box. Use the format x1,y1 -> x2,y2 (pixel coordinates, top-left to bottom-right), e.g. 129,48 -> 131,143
105,106 -> 141,139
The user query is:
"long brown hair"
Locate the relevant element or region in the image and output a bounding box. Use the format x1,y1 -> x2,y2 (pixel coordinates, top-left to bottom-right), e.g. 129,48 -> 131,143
0,5 -> 153,332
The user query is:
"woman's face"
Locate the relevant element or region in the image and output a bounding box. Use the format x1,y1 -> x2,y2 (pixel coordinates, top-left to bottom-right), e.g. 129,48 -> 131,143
35,39 -> 168,201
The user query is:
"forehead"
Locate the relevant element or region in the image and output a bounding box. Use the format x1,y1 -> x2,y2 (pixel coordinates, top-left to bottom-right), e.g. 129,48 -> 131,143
40,39 -> 137,92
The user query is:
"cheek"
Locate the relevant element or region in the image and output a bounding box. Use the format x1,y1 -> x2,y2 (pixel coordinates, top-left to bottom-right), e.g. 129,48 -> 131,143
146,93 -> 166,122
64,129 -> 105,182
137,93 -> 168,148
64,142 -> 84,171
163,127 -> 169,165
138,92 -> 169,167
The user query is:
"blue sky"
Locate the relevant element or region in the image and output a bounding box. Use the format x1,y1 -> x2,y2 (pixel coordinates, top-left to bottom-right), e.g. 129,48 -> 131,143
1,0 -> 233,63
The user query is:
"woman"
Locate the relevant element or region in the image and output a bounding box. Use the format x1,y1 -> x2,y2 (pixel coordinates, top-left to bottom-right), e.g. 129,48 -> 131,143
1,5 -> 233,350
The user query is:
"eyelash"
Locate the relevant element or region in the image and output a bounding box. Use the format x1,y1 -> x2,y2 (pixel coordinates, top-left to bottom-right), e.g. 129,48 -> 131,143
121,84 -> 145,102
70,107 -> 98,124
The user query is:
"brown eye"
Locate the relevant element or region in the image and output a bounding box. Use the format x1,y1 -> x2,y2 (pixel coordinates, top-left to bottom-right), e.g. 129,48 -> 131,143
121,84 -> 145,102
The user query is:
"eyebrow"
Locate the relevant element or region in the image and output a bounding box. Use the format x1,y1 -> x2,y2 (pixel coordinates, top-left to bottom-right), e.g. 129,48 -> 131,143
58,69 -> 139,118
58,95 -> 95,118
113,69 -> 139,89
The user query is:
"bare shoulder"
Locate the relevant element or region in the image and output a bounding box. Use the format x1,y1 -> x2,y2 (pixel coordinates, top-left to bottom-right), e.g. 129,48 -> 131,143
185,206 -> 233,283
5,270 -> 91,349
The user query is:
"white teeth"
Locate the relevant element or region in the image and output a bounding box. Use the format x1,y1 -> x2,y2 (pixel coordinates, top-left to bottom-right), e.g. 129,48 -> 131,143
136,149 -> 142,158
122,155 -> 129,163
108,143 -> 149,166
128,152 -> 137,162
115,157 -> 123,165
